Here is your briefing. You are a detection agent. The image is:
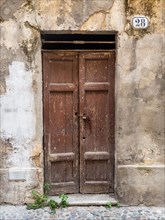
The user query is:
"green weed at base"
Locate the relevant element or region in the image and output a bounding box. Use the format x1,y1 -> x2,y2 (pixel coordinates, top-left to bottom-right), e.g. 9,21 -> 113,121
106,201 -> 120,209
59,194 -> 69,208
106,201 -> 112,208
26,183 -> 69,213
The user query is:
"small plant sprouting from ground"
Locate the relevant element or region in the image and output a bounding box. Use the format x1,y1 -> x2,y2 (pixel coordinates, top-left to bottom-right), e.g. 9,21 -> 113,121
44,182 -> 51,196
106,201 -> 112,208
59,194 -> 69,208
116,201 -> 120,208
26,183 -> 69,213
106,201 -> 120,209
48,199 -> 58,212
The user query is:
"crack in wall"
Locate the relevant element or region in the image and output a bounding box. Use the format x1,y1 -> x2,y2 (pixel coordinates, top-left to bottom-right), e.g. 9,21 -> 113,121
80,7 -> 112,30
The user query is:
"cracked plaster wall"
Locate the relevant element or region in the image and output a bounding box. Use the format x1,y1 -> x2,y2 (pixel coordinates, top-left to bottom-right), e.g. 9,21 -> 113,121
0,0 -> 164,205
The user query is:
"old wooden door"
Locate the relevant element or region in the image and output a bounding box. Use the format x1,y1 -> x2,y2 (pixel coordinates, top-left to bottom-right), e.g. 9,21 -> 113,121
43,51 -> 115,195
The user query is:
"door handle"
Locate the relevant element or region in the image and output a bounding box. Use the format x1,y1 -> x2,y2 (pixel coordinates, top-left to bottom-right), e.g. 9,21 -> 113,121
75,112 -> 91,132
75,113 -> 89,120
75,113 -> 90,122
82,116 -> 87,120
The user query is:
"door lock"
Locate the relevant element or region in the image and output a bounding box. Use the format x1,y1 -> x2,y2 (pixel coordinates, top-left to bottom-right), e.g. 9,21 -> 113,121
75,112 -> 90,122
75,113 -> 88,120
82,116 -> 87,120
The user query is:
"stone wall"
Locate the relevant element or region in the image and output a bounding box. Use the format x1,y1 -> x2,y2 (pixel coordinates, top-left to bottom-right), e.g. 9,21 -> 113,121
0,0 -> 164,205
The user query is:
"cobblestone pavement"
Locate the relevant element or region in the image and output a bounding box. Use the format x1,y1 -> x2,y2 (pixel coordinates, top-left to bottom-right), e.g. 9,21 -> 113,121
0,205 -> 165,220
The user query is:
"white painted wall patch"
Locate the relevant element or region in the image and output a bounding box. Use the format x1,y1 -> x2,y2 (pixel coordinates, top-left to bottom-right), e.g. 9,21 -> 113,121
0,61 -> 36,144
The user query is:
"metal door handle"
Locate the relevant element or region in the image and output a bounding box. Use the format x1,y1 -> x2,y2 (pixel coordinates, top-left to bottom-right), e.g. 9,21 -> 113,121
76,114 -> 86,119
75,112 -> 90,122
75,113 -> 88,120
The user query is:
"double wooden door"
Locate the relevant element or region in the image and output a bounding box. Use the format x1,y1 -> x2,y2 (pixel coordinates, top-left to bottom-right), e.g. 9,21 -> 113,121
43,51 -> 115,195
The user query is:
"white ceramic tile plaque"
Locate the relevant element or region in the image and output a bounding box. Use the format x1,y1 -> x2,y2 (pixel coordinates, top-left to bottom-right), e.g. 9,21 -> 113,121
132,16 -> 149,29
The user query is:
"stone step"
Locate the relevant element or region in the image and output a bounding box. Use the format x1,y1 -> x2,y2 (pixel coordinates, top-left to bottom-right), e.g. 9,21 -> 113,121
51,194 -> 117,206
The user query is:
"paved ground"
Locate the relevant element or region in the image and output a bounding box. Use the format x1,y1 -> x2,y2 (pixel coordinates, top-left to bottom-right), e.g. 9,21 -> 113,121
0,205 -> 165,220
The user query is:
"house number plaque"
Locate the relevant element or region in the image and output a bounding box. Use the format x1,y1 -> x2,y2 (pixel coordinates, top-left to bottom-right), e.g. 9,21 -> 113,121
132,16 -> 149,29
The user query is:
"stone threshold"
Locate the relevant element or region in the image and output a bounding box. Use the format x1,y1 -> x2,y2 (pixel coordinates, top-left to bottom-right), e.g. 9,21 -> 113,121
51,194 -> 117,206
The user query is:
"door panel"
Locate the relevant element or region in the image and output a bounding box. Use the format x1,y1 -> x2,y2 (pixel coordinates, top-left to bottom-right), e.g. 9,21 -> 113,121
43,52 -> 79,194
43,51 -> 115,194
79,52 -> 115,193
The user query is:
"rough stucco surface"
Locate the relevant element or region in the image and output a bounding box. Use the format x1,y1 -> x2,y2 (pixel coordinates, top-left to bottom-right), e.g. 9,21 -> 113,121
0,0 -> 164,205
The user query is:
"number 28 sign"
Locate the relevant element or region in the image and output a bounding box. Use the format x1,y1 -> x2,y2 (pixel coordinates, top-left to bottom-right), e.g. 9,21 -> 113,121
132,16 -> 149,29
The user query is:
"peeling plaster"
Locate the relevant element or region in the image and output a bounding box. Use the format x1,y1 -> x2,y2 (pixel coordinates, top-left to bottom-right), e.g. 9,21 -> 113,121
80,10 -> 108,31
0,0 -> 25,21
125,0 -> 164,37
0,20 -> 20,50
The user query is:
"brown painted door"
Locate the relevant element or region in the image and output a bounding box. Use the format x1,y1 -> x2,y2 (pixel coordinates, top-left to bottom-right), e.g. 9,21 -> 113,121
43,51 -> 115,195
